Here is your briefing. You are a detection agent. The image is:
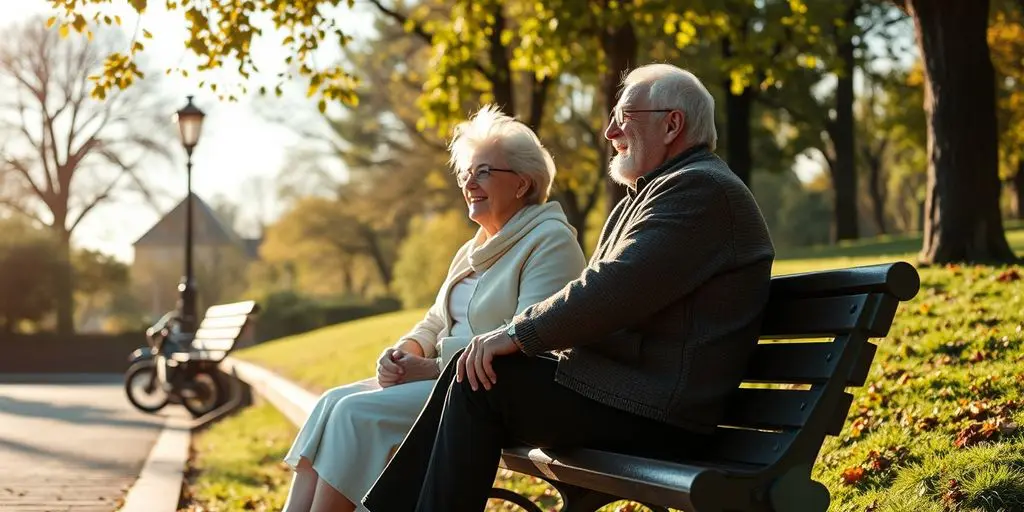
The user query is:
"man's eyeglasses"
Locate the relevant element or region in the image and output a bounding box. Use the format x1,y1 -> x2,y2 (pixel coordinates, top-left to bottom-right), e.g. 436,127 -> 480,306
457,163 -> 518,187
610,107 -> 673,127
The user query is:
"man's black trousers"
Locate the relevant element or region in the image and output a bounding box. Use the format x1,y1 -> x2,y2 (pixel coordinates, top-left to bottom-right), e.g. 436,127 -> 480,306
362,352 -> 704,512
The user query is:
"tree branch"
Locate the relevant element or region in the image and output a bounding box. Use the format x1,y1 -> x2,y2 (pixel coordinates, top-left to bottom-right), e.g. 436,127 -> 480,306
366,0 -> 433,45
2,156 -> 48,203
0,197 -> 47,226
366,0 -> 497,89
68,171 -> 121,233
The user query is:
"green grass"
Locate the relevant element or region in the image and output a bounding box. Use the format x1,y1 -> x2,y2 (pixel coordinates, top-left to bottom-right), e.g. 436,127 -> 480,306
187,225 -> 1024,511
183,402 -> 297,511
237,309 -> 427,393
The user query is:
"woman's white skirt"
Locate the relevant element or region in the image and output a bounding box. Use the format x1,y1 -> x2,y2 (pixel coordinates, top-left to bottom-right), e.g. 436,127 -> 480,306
283,377 -> 436,509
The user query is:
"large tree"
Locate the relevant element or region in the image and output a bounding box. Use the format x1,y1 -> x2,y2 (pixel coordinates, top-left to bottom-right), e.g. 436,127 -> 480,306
896,0 -> 1017,263
0,216 -> 60,333
0,19 -> 171,334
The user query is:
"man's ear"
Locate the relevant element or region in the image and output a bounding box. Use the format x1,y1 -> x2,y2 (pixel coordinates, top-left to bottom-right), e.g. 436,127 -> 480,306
664,110 -> 685,144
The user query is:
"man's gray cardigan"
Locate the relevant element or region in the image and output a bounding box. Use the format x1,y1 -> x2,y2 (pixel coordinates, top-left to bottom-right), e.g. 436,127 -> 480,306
512,145 -> 776,432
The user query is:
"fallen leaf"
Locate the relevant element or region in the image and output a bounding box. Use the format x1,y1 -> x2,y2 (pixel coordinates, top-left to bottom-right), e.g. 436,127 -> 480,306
968,350 -> 989,362
840,466 -> 865,485
915,416 -> 939,432
996,269 -> 1021,282
942,479 -> 967,507
954,422 -> 999,448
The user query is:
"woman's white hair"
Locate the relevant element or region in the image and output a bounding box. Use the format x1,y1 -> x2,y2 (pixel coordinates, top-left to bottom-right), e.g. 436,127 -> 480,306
448,104 -> 555,204
622,64 -> 718,151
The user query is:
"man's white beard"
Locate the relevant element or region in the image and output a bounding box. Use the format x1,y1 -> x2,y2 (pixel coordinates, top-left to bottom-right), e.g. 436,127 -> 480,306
609,146 -> 643,186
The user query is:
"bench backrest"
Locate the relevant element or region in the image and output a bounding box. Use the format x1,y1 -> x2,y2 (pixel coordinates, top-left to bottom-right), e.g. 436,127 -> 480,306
191,300 -> 261,354
700,262 -> 920,470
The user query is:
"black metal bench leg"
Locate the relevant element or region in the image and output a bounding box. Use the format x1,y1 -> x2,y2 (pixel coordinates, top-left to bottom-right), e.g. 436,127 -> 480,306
489,487 -> 544,512
551,482 -> 620,512
768,464 -> 830,512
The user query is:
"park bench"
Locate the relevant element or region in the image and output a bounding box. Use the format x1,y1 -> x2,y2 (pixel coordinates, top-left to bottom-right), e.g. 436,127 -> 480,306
157,300 -> 261,418
495,261 -> 921,512
164,300 -> 262,365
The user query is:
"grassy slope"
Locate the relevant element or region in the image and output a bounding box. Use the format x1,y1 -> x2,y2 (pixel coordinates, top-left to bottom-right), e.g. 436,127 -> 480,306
183,402 -> 297,511
190,226 -> 1024,511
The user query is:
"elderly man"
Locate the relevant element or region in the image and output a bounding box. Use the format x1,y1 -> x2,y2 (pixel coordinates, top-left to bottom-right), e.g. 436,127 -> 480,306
363,63 -> 775,512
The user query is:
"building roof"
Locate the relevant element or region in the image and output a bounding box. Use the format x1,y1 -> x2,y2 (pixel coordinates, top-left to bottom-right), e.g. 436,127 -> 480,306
133,193 -> 245,248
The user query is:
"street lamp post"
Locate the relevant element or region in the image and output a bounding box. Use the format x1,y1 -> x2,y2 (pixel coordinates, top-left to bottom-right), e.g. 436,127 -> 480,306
174,95 -> 205,333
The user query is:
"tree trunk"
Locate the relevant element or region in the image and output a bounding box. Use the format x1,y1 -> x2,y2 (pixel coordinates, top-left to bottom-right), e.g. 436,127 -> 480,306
527,76 -> 551,133
55,229 -> 74,335
830,12 -> 859,242
1015,160 -> 1024,220
601,18 -> 637,215
866,149 -> 888,235
554,191 -> 588,249
488,7 -> 514,115
721,37 -> 754,188
360,227 -> 393,291
723,85 -> 754,187
909,0 -> 1017,263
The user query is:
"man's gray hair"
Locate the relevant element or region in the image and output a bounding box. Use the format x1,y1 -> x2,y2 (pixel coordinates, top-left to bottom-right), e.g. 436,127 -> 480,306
448,104 -> 555,204
622,64 -> 718,151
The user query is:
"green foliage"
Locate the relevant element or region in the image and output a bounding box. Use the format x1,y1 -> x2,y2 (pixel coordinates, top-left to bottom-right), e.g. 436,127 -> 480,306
253,290 -> 402,343
186,402 -> 296,511
0,217 -> 60,332
259,195 -> 400,298
392,209 -> 476,308
48,0 -> 358,104
237,309 -> 427,393
72,248 -> 139,333
990,1 -> 1024,178
752,170 -> 832,249
252,291 -> 324,342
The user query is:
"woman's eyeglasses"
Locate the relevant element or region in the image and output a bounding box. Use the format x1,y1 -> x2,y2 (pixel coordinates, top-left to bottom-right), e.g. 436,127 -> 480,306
457,163 -> 517,187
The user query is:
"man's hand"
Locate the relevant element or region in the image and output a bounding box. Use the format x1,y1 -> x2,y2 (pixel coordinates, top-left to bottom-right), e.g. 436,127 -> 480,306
393,352 -> 441,383
457,327 -> 520,391
376,347 -> 406,387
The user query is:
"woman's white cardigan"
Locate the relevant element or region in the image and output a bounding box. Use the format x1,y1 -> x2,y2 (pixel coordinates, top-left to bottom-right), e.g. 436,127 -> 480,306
400,202 -> 587,366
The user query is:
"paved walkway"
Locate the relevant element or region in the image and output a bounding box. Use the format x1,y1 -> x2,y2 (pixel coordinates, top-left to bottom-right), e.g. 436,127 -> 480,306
0,374 -> 181,511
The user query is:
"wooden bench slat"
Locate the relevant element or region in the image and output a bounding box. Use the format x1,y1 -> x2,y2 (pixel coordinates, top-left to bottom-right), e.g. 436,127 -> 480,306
169,349 -> 226,362
704,428 -> 796,466
198,315 -> 250,330
203,300 -> 258,318
194,327 -> 243,341
721,388 -> 823,431
192,339 -> 237,352
769,261 -> 920,302
759,294 -> 869,338
743,339 -> 877,387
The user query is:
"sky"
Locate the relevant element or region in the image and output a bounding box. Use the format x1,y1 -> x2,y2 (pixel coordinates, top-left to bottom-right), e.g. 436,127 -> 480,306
1,0 -> 377,262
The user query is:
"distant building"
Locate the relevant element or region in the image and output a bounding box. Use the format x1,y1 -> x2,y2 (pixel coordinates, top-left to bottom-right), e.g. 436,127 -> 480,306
131,193 -> 261,321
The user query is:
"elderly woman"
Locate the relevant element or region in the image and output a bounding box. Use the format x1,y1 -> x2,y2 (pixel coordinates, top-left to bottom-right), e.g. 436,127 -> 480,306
281,105 -> 586,512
